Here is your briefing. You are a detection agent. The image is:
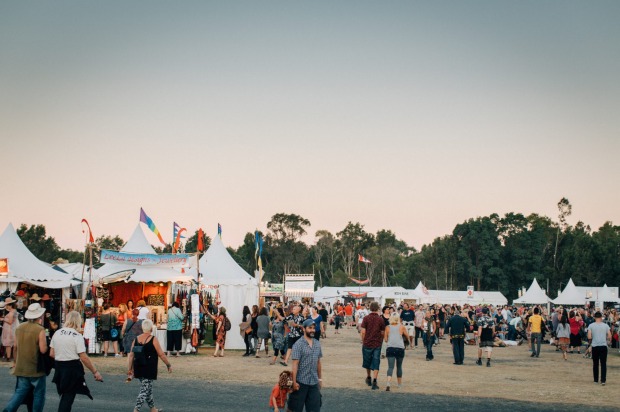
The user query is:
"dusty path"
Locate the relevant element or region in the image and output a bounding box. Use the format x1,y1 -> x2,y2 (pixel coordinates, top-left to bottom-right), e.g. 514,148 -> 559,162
0,325 -> 617,410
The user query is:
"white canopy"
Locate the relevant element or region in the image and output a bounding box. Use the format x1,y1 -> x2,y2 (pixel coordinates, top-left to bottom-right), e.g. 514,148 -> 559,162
0,223 -> 78,289
413,281 -> 436,304
513,278 -> 551,305
96,225 -> 194,284
313,286 -> 407,306
589,284 -> 620,303
553,279 -> 585,306
427,290 -> 508,306
198,235 -> 258,350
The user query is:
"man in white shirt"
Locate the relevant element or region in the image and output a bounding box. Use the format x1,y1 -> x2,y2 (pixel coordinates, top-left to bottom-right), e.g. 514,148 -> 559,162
356,303 -> 369,333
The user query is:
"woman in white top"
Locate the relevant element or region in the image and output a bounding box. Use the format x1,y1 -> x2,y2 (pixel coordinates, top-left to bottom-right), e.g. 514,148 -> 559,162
50,311 -> 103,411
136,300 -> 150,321
384,313 -> 408,391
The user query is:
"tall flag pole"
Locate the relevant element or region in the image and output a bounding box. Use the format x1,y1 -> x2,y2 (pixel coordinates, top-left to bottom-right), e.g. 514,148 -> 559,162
196,228 -> 204,290
357,254 -> 372,299
80,219 -> 95,298
139,208 -> 166,245
173,228 -> 187,253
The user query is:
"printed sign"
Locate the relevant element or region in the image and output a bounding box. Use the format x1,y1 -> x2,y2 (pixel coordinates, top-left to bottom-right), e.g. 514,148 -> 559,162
100,250 -> 195,267
467,286 -> 474,299
0,258 -> 8,274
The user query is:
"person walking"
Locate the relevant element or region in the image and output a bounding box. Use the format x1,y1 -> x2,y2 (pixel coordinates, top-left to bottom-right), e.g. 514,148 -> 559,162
399,303 -> 415,349
588,311 -> 611,386
241,306 -> 252,357
555,311 -> 570,361
99,304 -> 119,357
166,302 -> 184,358
136,300 -> 150,321
205,306 -> 227,357
384,313 -> 407,391
122,309 -> 143,358
250,305 -> 259,355
444,309 -> 469,365
127,319 -> 172,412
3,303 -> 48,412
270,307 -> 286,365
1,298 -> 18,362
476,307 -> 495,367
360,301 -> 385,390
287,319 -> 322,412
310,307 -> 324,343
414,305 -> 425,348
117,303 -> 129,355
528,307 -> 543,358
256,307 -> 270,358
422,312 -> 435,361
50,311 -> 103,411
568,311 -> 584,354
281,304 -> 305,367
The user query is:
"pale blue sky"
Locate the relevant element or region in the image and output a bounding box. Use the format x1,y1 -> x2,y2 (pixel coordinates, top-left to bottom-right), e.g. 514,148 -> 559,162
1,1 -> 619,250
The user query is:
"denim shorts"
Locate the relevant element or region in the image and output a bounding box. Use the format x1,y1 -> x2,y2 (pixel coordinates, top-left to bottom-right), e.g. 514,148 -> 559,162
362,346 -> 381,371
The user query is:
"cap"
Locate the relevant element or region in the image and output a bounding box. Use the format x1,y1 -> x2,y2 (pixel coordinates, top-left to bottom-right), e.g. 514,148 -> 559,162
302,319 -> 315,328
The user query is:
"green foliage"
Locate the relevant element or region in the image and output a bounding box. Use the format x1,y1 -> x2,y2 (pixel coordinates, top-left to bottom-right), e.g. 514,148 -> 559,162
184,230 -> 211,254
17,224 -> 61,263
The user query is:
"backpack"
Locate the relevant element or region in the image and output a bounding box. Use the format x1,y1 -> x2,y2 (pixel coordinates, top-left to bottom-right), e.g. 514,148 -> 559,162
224,316 -> 231,331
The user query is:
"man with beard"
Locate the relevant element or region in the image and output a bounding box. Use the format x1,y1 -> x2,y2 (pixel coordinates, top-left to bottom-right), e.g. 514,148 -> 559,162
288,319 -> 323,412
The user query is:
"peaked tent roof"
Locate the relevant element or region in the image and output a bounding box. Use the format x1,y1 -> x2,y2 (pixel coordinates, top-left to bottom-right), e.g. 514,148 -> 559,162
0,223 -> 78,288
513,278 -> 550,304
198,235 -> 257,286
553,278 -> 585,305
121,225 -> 157,254
596,284 -> 620,303
97,225 -> 193,284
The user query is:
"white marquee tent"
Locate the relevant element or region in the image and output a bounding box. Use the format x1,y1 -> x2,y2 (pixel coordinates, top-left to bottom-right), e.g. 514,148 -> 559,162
95,225 -> 194,285
552,279 -> 585,306
0,223 -> 79,290
197,234 -> 258,350
313,286 -> 407,306
513,278 -> 551,305
586,284 -> 620,306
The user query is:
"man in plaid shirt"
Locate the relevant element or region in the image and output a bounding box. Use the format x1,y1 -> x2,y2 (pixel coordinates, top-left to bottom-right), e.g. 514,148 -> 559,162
288,318 -> 323,412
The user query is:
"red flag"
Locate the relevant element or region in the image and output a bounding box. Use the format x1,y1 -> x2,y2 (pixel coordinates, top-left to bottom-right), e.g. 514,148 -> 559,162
349,277 -> 370,285
81,219 -> 94,243
197,228 -> 204,252
358,254 -> 372,264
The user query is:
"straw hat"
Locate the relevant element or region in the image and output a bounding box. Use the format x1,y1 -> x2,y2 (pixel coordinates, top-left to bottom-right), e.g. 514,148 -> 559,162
30,293 -> 42,301
41,294 -> 51,301
25,303 -> 46,319
4,297 -> 15,305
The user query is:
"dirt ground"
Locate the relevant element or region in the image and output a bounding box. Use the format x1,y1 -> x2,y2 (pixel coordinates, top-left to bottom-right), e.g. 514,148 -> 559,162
10,325 -> 618,408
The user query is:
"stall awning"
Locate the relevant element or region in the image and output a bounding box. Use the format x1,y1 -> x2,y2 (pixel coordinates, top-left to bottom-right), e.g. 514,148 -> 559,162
285,289 -> 314,298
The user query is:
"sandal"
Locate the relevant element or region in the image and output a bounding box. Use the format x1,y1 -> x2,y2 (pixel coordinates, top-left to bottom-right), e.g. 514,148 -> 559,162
280,361 -> 288,366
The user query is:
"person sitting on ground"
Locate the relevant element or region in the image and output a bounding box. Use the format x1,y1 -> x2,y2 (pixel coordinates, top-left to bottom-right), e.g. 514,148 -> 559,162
269,370 -> 293,412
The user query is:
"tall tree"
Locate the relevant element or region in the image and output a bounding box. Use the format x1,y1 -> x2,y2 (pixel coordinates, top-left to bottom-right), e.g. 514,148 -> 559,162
16,224 -> 60,263
266,213 -> 311,281
336,222 -> 375,278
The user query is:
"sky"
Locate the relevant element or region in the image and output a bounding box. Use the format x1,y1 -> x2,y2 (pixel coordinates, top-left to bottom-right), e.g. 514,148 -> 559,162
1,1 -> 619,252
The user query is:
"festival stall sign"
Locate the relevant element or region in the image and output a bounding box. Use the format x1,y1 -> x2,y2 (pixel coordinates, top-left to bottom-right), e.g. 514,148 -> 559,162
467,286 -> 474,300
261,283 -> 283,297
100,250 -> 196,268
348,292 -> 368,298
0,258 -> 8,274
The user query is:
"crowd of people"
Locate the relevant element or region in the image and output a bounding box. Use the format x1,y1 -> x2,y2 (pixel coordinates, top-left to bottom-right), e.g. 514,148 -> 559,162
1,291 -> 617,412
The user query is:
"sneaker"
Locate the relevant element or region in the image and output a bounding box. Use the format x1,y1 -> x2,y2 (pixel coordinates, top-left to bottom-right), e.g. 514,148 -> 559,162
476,359 -> 482,366
601,382 -> 605,386
365,377 -> 372,386
115,354 -> 122,358
372,382 -> 379,390
486,360 -> 491,367
242,353 -> 250,357
530,353 -> 535,357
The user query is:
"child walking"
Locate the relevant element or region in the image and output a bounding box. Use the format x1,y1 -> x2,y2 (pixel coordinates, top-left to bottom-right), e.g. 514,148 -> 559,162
270,371 -> 293,412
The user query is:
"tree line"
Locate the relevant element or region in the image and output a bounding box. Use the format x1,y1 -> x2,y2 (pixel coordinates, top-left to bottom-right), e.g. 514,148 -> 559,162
14,198 -> 620,300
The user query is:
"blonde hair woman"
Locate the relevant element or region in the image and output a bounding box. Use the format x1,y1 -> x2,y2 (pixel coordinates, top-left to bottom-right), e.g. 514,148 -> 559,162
128,319 -> 172,412
50,311 -> 103,410
136,300 -> 150,321
384,313 -> 407,391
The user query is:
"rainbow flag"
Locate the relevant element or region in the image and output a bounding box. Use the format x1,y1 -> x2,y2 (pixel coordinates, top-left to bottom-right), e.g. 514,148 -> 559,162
139,208 -> 166,245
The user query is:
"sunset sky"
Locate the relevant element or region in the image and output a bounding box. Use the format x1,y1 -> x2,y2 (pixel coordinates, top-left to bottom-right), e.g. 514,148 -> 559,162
1,1 -> 619,252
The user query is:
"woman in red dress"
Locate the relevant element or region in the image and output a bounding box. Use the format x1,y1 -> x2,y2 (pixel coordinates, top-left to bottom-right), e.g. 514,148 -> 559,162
206,306 -> 227,357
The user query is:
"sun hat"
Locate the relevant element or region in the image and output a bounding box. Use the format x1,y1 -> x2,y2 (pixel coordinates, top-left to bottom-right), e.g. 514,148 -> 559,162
4,297 -> 15,305
30,293 -> 42,301
41,294 -> 51,301
25,303 -> 46,319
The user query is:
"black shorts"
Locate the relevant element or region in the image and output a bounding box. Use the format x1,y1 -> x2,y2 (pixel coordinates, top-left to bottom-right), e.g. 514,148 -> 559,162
101,330 -> 113,341
287,335 -> 301,349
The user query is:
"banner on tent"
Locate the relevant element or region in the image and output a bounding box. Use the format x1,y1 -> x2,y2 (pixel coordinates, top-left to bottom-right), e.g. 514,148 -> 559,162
467,286 -> 474,299
100,250 -> 194,267
0,258 -> 8,274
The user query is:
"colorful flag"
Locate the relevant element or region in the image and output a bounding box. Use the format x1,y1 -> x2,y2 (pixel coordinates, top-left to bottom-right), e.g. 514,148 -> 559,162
197,228 -> 204,252
254,231 -> 259,261
218,223 -> 222,237
81,219 -> 94,243
358,254 -> 372,264
173,227 -> 186,253
139,208 -> 166,245
173,222 -> 186,243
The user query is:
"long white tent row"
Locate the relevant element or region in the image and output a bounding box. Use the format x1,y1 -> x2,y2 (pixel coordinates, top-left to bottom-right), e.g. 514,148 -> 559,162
553,278 -> 619,307
313,286 -> 408,306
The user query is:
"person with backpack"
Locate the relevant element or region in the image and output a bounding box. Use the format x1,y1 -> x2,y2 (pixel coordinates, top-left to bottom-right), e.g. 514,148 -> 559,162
205,306 -> 228,357
127,319 -> 172,412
